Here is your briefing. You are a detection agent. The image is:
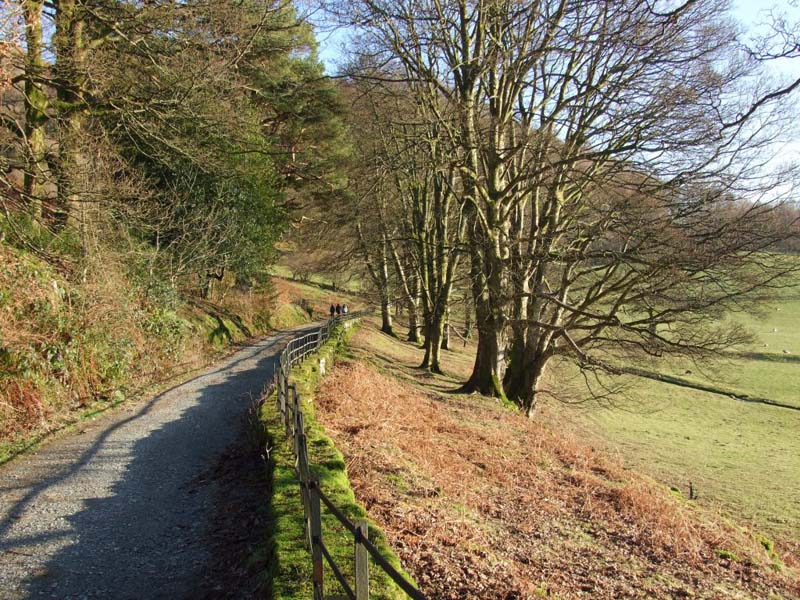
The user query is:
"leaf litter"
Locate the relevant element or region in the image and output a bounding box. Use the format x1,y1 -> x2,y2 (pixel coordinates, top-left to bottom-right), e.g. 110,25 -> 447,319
313,330 -> 799,599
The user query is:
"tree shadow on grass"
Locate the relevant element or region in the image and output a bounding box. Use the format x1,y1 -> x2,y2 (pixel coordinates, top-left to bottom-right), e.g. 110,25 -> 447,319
733,351 -> 800,364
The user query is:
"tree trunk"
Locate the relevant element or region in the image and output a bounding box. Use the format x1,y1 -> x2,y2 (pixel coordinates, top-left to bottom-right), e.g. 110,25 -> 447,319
357,222 -> 395,336
53,0 -> 86,233
503,196 -> 531,400
407,300 -> 420,342
520,355 -> 550,417
406,275 -> 420,342
380,295 -> 394,336
420,307 -> 444,373
463,300 -> 472,345
440,304 -> 450,350
458,88 -> 507,398
503,283 -> 530,401
428,314 -> 444,373
460,242 -> 506,398
462,322 -> 506,397
22,0 -> 48,219
503,332 -> 526,402
420,315 -> 431,368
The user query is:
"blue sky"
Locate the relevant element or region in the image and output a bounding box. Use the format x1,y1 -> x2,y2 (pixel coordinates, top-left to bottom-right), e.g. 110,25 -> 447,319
314,1 -> 800,79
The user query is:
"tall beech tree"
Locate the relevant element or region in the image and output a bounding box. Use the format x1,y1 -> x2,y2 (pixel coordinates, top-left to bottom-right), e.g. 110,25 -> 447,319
330,0 -> 800,414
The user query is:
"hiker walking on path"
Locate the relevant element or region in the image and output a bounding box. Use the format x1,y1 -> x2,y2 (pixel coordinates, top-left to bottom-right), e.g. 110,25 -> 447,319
335,304 -> 342,315
342,304 -> 348,315
329,304 -> 335,318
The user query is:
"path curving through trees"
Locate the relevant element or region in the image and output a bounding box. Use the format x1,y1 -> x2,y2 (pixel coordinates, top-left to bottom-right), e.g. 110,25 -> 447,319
0,325 -> 322,599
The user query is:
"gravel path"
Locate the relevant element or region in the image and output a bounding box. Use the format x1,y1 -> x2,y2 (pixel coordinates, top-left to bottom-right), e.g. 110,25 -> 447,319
0,327 -> 315,599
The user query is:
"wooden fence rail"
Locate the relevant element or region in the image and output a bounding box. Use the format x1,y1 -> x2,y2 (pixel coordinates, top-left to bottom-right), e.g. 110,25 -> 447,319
273,311 -> 425,600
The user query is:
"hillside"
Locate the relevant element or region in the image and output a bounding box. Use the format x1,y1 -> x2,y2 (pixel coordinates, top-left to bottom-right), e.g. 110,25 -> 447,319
270,272 -> 365,329
3,1 -> 800,597
311,321 -> 799,599
543,290 -> 800,549
0,240 -> 276,462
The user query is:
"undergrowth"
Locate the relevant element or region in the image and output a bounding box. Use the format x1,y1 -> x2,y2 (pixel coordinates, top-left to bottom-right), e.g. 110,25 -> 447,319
312,329 -> 800,599
0,233 -> 276,463
259,321 -> 415,600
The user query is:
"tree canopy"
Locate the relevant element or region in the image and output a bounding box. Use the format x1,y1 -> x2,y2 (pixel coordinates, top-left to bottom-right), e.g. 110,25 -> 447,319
325,0 -> 800,414
1,0 -> 346,292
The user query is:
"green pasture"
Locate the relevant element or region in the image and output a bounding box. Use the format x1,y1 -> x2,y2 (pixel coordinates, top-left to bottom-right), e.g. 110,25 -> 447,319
549,293 -> 800,546
654,294 -> 800,409
550,374 -> 800,536
270,264 -> 364,294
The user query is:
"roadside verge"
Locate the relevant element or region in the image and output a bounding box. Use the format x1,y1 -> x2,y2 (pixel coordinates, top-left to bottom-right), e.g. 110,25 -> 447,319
259,319 -> 416,600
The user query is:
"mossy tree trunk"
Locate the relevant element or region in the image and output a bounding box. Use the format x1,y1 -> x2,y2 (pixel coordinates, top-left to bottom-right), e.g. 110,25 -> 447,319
460,233 -> 507,399
22,0 -> 48,220
440,304 -> 450,350
52,0 -> 87,234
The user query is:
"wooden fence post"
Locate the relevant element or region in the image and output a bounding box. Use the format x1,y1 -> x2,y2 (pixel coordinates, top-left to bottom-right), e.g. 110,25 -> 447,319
355,520 -> 369,600
292,386 -> 300,437
278,371 -> 285,417
297,430 -> 310,483
297,432 -> 312,550
283,385 -> 294,437
283,363 -> 290,427
310,478 -> 324,600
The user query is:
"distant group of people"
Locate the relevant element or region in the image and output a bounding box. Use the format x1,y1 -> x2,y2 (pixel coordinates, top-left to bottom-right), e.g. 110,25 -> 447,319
329,303 -> 348,318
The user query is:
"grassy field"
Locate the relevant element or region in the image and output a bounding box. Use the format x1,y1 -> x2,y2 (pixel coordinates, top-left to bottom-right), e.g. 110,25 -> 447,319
277,269 -> 800,564
546,294 -> 800,552
313,324 -> 799,598
270,264 -> 364,295
646,295 -> 800,409
715,296 -> 800,408
545,375 -> 800,537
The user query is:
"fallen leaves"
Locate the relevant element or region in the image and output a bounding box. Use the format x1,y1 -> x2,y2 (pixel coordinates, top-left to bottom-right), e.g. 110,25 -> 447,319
314,353 -> 800,600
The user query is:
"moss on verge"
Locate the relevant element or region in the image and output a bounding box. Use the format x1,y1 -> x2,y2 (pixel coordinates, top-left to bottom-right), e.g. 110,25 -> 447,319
260,322 -> 416,600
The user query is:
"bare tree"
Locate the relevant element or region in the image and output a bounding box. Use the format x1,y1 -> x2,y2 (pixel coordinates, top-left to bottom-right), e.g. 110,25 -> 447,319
329,0 -> 800,414
342,77 -> 467,370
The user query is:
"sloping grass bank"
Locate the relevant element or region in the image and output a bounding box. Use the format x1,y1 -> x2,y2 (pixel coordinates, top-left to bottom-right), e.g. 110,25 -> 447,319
540,293 -> 800,548
314,325 -> 800,599
0,241 -> 274,464
259,321 -> 414,600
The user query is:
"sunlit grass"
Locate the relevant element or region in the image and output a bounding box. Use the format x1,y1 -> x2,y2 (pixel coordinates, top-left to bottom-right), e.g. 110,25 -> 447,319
548,291 -> 800,546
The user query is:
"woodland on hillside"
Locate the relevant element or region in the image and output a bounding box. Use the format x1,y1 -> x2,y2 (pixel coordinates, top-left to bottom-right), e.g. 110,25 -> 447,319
0,0 -> 347,440
2,0 -> 800,429
1,0 -> 345,285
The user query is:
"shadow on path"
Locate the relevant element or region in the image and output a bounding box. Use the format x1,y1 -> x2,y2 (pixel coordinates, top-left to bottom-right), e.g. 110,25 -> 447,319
0,326 -> 322,599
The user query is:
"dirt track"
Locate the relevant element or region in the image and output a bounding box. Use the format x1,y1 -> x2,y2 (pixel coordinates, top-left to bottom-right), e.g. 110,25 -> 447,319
0,328 -> 312,599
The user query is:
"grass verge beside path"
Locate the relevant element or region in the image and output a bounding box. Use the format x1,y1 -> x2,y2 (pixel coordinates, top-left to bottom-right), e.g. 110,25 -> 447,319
259,321 -> 413,600
0,327 -> 263,466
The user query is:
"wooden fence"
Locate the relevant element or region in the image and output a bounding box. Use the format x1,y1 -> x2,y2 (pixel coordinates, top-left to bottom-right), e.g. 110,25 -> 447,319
273,311 -> 426,600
